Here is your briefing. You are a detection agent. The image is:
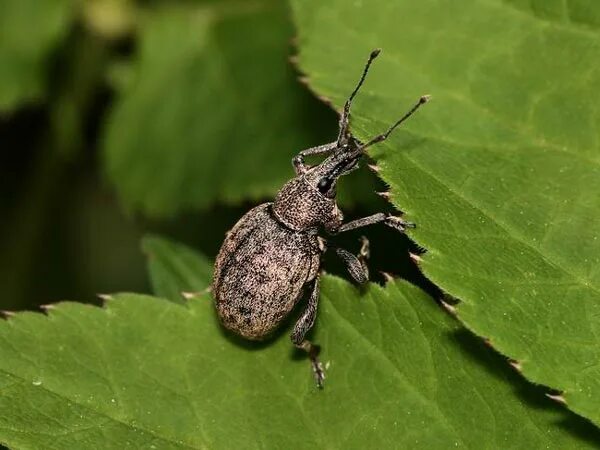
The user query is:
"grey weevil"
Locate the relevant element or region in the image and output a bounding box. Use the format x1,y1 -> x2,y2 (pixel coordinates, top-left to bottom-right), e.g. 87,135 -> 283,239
213,49 -> 429,388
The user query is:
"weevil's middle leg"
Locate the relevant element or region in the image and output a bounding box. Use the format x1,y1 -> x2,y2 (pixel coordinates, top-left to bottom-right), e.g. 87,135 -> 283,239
358,236 -> 370,278
334,246 -> 368,284
291,276 -> 325,388
335,213 -> 415,234
331,236 -> 371,284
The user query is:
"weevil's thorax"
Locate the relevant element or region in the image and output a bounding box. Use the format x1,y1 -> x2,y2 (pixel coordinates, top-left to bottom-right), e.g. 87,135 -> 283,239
272,175 -> 342,232
273,149 -> 362,232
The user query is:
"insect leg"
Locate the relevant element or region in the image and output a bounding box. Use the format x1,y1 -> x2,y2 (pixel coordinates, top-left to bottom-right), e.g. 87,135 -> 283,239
335,213 -> 415,234
291,276 -> 325,388
358,235 -> 370,278
333,243 -> 369,284
292,142 -> 338,175
337,49 -> 381,145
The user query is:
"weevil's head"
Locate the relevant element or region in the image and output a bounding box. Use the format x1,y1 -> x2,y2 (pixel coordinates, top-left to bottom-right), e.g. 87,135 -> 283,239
272,140 -> 364,232
271,48 -> 431,232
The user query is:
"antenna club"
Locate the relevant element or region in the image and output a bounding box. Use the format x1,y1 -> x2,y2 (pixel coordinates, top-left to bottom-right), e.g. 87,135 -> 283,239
370,48 -> 382,59
420,94 -> 431,104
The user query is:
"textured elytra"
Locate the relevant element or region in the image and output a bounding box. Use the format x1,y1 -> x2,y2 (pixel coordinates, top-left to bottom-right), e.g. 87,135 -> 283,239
214,203 -> 321,339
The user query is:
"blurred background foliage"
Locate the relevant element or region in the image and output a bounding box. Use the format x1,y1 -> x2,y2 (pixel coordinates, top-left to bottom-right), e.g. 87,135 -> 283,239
0,0 -> 431,312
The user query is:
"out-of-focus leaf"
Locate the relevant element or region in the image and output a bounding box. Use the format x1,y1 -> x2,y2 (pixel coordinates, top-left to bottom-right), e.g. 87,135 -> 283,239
291,0 -> 600,425
142,234 -> 212,304
81,0 -> 136,40
102,1 -> 337,217
0,0 -> 74,112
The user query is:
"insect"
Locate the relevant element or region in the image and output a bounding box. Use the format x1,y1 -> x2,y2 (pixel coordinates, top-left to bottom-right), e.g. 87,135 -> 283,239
213,49 -> 428,387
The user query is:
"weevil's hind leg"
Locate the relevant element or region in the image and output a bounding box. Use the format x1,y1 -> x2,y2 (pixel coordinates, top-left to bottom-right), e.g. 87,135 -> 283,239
293,142 -> 338,175
291,276 -> 320,345
291,276 -> 325,388
296,340 -> 324,389
337,49 -> 381,145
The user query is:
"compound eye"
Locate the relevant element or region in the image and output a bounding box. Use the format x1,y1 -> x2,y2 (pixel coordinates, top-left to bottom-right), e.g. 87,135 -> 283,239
317,177 -> 334,195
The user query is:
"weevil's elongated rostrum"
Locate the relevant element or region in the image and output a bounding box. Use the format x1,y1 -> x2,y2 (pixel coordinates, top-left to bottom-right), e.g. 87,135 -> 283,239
213,49 -> 429,387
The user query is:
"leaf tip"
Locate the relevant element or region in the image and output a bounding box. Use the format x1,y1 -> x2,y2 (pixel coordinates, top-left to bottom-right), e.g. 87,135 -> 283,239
181,291 -> 199,300
546,392 -> 567,405
439,298 -> 457,316
379,271 -> 395,283
97,294 -> 114,304
409,252 -> 422,264
0,310 -> 15,319
509,359 -> 522,372
298,75 -> 310,86
181,287 -> 211,301
40,304 -> 56,314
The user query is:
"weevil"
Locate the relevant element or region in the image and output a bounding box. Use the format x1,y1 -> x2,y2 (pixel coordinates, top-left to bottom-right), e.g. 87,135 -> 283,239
213,49 -> 428,387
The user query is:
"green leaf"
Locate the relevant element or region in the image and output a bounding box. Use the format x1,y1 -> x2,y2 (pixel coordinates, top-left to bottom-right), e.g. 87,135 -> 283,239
142,234 -> 212,304
101,1 -> 336,217
1,241 -> 598,448
0,0 -> 74,112
291,0 -> 600,425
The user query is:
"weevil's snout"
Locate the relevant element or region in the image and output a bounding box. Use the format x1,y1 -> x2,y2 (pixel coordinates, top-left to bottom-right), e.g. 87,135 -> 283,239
310,149 -> 363,199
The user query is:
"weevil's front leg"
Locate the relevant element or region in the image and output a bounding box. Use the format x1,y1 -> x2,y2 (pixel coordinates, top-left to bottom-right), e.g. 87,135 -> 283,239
335,213 -> 415,234
292,142 -> 338,175
291,276 -> 325,388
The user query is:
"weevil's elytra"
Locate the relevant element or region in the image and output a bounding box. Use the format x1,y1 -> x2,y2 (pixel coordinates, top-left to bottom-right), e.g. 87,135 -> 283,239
213,49 -> 429,388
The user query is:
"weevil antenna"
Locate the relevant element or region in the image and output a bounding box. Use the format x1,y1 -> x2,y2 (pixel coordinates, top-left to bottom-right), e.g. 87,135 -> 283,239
360,95 -> 430,151
348,49 -> 380,107
337,49 -> 381,145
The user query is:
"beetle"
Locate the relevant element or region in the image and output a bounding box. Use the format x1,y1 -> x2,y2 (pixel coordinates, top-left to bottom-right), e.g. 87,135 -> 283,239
213,49 -> 428,387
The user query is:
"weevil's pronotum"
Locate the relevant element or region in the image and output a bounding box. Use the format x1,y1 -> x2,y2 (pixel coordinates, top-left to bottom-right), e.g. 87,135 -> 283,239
213,49 -> 428,387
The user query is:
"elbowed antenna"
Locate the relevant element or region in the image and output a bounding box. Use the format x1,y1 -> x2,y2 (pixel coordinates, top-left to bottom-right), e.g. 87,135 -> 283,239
337,49 -> 381,145
360,95 -> 430,151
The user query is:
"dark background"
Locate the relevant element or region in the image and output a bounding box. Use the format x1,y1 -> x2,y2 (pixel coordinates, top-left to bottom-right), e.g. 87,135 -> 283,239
0,0 -> 436,313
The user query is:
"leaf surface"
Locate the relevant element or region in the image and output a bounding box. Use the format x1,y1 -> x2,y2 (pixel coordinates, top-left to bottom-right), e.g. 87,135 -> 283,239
102,1 -> 338,217
291,0 -> 600,425
142,235 -> 212,304
0,238 -> 597,448
0,0 -> 73,112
